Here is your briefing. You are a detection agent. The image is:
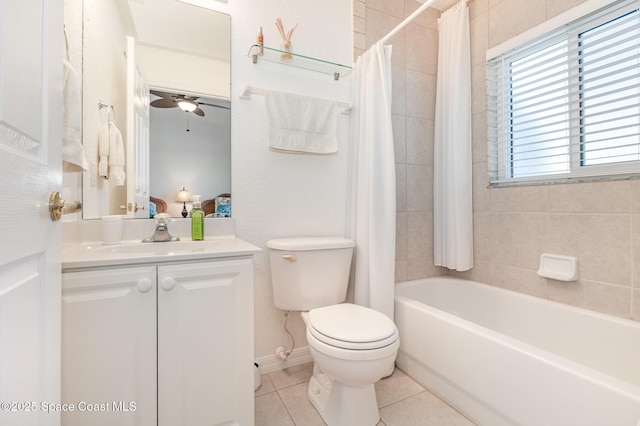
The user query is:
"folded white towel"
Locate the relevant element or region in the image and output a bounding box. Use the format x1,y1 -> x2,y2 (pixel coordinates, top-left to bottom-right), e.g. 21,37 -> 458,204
62,57 -> 88,172
98,122 -> 126,186
265,90 -> 338,154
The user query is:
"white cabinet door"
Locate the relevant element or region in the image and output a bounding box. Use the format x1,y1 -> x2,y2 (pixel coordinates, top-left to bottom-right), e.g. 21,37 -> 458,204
61,266 -> 157,426
158,259 -> 254,426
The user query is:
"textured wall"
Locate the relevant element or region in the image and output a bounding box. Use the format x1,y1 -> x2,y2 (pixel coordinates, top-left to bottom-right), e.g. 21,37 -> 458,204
229,0 -> 353,360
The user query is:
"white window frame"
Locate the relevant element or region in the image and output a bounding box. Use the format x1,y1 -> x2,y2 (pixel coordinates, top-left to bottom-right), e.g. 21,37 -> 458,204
487,0 -> 640,186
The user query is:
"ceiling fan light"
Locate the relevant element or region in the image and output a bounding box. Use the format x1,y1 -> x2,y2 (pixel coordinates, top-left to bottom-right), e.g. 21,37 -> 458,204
178,100 -> 198,112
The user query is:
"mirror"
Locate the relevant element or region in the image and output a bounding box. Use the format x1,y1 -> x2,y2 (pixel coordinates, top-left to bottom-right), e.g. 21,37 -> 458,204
149,90 -> 231,218
79,0 -> 231,219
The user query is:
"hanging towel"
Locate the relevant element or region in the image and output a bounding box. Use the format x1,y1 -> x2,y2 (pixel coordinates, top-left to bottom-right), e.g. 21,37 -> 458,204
62,32 -> 88,172
98,122 -> 126,186
98,123 -> 110,178
109,123 -> 126,186
265,89 -> 338,154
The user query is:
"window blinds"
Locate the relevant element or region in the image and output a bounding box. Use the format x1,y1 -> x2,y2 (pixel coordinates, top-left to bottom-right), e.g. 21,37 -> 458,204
487,0 -> 640,185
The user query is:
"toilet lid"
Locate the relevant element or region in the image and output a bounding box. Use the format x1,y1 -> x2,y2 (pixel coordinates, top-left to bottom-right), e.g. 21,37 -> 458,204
308,303 -> 398,350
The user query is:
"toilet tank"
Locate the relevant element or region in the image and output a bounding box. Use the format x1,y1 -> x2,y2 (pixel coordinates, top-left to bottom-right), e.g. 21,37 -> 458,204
267,237 -> 355,311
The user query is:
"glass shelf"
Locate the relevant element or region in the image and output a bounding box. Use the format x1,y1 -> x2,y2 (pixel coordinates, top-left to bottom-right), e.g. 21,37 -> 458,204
248,44 -> 352,80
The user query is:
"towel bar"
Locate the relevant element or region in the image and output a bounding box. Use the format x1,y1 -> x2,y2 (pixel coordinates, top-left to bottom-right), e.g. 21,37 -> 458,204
239,84 -> 352,114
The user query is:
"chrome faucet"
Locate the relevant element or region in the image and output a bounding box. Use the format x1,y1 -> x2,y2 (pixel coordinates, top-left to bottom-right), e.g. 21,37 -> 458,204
143,213 -> 180,242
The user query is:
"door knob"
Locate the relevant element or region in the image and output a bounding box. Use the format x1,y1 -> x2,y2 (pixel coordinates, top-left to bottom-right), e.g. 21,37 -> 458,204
160,277 -> 176,291
49,191 -> 82,221
128,202 -> 145,212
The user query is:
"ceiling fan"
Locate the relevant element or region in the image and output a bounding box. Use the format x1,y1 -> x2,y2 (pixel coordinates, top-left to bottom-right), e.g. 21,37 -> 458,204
149,90 -> 228,117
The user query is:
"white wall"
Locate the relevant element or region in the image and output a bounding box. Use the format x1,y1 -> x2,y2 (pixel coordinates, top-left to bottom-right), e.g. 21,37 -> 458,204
228,0 -> 353,360
138,45 -> 231,99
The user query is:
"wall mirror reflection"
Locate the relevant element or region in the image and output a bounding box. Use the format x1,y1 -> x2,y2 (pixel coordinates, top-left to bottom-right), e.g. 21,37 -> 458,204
149,90 -> 231,218
75,0 -> 231,219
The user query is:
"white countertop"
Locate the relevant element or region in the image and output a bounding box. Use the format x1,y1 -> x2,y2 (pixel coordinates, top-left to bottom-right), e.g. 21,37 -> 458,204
62,236 -> 261,270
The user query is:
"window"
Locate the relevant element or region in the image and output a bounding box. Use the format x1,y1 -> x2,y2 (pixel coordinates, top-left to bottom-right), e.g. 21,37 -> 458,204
487,0 -> 640,186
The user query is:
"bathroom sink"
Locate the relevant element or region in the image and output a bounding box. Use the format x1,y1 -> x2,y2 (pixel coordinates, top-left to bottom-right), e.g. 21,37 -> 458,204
62,237 -> 261,269
87,240 -> 218,255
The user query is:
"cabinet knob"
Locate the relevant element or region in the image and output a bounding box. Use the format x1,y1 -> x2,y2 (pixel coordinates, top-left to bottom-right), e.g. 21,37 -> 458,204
160,277 -> 176,291
137,278 -> 152,293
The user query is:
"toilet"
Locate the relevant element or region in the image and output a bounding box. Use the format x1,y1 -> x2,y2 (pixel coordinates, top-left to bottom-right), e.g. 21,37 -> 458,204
267,237 -> 399,426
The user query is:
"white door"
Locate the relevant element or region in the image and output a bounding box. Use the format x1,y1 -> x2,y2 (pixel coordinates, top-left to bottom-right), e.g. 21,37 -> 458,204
0,0 -> 63,425
126,36 -> 151,218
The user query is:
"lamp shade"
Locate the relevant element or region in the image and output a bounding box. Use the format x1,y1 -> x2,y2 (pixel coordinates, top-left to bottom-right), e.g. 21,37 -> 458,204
176,187 -> 191,202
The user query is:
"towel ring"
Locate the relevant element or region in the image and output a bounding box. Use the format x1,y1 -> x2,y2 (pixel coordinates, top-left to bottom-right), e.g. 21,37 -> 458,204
98,101 -> 115,122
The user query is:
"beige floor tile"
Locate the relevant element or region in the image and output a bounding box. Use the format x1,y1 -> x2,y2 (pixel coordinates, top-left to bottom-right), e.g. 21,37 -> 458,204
256,364 -> 476,426
375,368 -> 426,408
268,362 -> 314,390
379,391 -> 476,426
255,392 -> 295,426
278,382 -> 326,426
255,373 -> 276,396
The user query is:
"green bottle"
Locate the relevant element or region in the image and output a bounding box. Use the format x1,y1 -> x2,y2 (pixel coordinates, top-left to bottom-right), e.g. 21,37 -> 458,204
190,194 -> 204,241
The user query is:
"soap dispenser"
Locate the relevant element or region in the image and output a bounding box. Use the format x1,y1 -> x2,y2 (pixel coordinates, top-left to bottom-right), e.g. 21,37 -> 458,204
190,194 -> 204,241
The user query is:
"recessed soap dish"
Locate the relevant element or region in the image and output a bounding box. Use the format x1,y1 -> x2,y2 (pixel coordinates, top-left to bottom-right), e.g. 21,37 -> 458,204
537,253 -> 579,281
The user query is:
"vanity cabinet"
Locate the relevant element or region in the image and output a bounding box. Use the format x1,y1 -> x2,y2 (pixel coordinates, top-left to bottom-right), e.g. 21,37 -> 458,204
62,257 -> 254,426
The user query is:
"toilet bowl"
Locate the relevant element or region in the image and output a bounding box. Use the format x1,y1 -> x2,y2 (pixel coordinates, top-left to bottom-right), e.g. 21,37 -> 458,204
302,304 -> 399,426
267,237 -> 399,426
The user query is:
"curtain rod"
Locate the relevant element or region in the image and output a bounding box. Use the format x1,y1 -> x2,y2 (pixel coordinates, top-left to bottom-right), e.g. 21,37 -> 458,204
380,0 -> 472,44
380,0 -> 438,44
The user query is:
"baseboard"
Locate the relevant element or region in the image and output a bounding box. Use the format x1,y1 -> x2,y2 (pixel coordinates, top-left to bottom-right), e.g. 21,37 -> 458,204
255,346 -> 313,374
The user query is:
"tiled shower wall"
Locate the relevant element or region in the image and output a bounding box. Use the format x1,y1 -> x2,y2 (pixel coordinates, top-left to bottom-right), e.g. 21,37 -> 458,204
358,0 -> 639,322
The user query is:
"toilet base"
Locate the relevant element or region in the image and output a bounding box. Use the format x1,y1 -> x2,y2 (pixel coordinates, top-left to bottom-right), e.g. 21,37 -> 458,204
307,370 -> 380,426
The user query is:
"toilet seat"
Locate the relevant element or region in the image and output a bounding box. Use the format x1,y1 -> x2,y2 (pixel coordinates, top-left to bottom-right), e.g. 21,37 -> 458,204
307,303 -> 398,350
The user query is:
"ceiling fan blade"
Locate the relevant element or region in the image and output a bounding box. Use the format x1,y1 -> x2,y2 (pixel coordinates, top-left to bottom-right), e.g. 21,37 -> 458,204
193,106 -> 205,117
197,102 -> 230,110
150,98 -> 177,108
150,90 -> 177,99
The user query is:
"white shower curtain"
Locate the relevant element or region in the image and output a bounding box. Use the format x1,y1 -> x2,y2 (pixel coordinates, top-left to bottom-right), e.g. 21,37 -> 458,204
433,1 -> 473,271
350,42 -> 396,319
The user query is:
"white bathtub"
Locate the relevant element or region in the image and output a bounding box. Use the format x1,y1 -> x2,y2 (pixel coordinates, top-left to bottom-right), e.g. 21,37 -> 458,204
394,276 -> 640,426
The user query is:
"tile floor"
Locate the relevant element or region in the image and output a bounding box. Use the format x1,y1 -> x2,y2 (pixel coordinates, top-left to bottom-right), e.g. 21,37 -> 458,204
255,362 -> 476,426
